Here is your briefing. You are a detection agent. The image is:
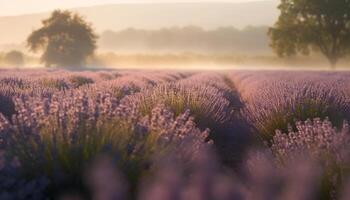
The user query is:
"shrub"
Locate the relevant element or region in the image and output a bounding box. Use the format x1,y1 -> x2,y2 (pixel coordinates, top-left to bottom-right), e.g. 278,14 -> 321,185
69,75 -> 94,88
4,51 -> 24,67
98,73 -> 115,80
0,92 -> 210,197
245,85 -> 350,142
0,92 -> 15,120
39,78 -> 69,90
271,118 -> 350,199
122,83 -> 233,132
0,77 -> 29,90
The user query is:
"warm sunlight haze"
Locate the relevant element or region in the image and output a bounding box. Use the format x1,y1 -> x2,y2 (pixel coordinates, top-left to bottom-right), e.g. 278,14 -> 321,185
0,1 -> 350,199
0,0 -> 273,16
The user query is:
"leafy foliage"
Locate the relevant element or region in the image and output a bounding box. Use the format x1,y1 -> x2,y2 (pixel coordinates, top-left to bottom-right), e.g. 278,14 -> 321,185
4,51 -> 24,67
27,10 -> 98,68
269,0 -> 350,66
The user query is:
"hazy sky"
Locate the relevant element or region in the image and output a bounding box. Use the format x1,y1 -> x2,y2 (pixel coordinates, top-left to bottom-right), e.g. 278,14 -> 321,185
0,0 -> 271,16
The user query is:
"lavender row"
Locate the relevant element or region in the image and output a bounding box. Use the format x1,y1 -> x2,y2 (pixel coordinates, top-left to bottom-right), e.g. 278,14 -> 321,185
3,116 -> 350,199
228,70 -> 350,140
4,69 -> 350,199
0,88 -> 211,199
0,70 -> 190,119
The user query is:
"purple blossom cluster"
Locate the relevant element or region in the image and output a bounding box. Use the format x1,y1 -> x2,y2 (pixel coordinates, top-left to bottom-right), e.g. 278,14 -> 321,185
122,83 -> 233,128
271,118 -> 350,163
0,91 -> 210,198
57,147 -> 350,200
229,70 -> 350,140
0,70 -> 190,118
120,73 -> 242,163
271,118 -> 350,199
1,69 -> 350,199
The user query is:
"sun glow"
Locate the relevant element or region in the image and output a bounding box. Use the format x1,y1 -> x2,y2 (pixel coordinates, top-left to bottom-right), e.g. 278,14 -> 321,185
0,0 -> 271,16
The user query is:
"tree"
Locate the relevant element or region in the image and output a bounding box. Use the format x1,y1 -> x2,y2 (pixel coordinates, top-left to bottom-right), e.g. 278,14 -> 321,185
269,0 -> 350,67
4,50 -> 24,67
27,10 -> 98,68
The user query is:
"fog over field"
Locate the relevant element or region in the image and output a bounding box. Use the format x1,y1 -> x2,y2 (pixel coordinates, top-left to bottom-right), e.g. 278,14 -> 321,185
2,1 -> 350,199
0,1 -> 279,53
0,0 -> 348,69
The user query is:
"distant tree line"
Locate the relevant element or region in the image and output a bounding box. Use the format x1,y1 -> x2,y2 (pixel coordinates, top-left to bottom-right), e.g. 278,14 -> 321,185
99,26 -> 270,54
4,0 -> 347,69
0,50 -> 24,67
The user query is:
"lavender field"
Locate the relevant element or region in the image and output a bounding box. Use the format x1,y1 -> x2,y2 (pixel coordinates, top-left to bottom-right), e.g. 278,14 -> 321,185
1,69 -> 350,200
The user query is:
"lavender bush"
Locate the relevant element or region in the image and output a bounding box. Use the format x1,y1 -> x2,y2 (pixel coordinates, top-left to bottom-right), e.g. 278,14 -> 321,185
0,91 -> 16,119
229,71 -> 350,141
68,75 -> 95,88
39,78 -> 69,90
0,90 -> 210,198
271,118 -> 350,199
122,83 -> 233,129
1,69 -> 350,199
